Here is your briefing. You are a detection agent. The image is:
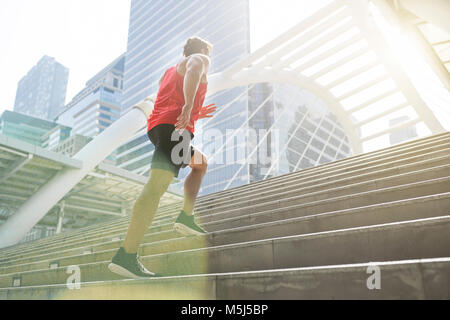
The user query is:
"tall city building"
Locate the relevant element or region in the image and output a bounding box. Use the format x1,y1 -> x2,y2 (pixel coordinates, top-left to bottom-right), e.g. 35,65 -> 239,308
115,0 -> 251,187
51,134 -> 93,157
14,56 -> 69,121
115,0 -> 352,195
212,82 -> 353,188
262,83 -> 352,179
55,54 -> 124,138
389,115 -> 418,145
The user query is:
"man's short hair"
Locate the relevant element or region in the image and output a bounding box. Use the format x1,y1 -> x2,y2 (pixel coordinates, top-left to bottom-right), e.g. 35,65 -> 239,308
183,36 -> 213,57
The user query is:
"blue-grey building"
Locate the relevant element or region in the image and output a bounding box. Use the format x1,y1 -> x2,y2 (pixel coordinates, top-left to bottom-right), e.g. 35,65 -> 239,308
115,0 -> 352,195
263,83 -> 352,180
14,56 -> 69,121
0,110 -> 71,150
55,54 -> 124,138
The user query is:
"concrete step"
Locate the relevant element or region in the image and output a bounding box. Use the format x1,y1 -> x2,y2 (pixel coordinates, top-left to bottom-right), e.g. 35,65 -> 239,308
196,141 -> 450,210
2,164 -> 449,266
129,144 -> 450,224
2,257 -> 449,300
2,135 -> 447,258
197,132 -> 450,202
2,149 -> 448,261
2,192 -> 449,275
8,131 -> 445,256
0,205 -> 176,257
199,175 -> 450,224
1,214 -> 449,288
198,159 -> 450,217
2,166 -> 448,266
0,203 -> 181,259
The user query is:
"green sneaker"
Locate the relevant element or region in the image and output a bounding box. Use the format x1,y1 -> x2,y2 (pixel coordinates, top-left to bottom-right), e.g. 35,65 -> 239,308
108,247 -> 161,279
174,210 -> 207,236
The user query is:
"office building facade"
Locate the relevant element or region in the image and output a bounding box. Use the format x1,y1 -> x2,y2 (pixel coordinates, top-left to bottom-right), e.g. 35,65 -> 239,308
14,56 -> 69,121
51,134 -> 92,157
55,54 -> 124,138
0,110 -> 71,149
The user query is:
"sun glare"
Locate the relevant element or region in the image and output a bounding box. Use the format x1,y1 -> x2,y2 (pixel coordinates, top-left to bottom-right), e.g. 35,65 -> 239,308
369,2 -> 450,132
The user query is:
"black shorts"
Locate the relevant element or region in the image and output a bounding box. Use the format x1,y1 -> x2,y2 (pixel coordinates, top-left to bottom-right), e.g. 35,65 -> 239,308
147,124 -> 195,177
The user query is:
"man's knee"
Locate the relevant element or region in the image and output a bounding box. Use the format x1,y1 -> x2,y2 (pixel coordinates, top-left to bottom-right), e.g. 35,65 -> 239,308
190,154 -> 208,174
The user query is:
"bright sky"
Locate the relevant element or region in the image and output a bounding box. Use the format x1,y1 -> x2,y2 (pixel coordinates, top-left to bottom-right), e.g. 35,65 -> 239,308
0,0 -> 332,116
0,0 -> 130,115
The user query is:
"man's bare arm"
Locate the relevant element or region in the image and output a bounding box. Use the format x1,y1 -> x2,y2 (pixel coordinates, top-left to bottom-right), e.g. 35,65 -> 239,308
183,55 -> 208,112
175,55 -> 210,130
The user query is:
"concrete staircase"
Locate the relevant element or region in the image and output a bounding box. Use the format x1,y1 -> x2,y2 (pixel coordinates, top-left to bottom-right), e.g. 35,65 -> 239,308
0,132 -> 449,300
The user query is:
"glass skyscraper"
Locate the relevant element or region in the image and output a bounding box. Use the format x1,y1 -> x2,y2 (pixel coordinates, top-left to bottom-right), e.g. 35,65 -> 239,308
264,83 -> 352,179
0,110 -> 71,150
117,0 -> 252,192
115,1 -> 352,195
14,56 -> 69,121
122,0 -> 251,111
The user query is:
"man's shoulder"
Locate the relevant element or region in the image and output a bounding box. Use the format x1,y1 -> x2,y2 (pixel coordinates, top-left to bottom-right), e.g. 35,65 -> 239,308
187,54 -> 210,67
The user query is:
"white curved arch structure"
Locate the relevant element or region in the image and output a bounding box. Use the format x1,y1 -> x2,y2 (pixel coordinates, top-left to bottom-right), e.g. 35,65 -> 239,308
205,0 -> 445,154
0,0 -> 447,248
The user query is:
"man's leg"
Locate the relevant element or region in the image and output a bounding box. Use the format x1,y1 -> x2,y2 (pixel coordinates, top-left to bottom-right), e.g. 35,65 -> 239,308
183,149 -> 208,216
122,168 -> 175,253
173,149 -> 208,236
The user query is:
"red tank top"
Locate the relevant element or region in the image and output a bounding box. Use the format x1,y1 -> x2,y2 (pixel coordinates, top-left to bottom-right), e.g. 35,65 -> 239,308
147,65 -> 208,133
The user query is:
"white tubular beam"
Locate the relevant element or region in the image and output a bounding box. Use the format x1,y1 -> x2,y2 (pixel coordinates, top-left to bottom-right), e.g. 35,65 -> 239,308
309,46 -> 370,80
223,88 -> 296,189
263,110 -> 311,180
399,0 -> 450,34
294,114 -> 327,171
355,101 -> 410,126
227,89 -> 300,185
335,74 -> 390,100
324,60 -> 380,89
274,20 -> 356,70
0,101 -> 153,248
347,88 -> 398,113
253,8 -> 351,72
206,92 -> 275,163
361,117 -> 421,142
222,0 -> 345,77
292,33 -> 364,73
198,84 -> 256,132
0,154 -> 33,185
55,201 -> 65,235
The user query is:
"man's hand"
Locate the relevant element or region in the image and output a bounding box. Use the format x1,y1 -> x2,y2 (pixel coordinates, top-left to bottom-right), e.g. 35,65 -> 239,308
175,104 -> 193,132
197,103 -> 217,120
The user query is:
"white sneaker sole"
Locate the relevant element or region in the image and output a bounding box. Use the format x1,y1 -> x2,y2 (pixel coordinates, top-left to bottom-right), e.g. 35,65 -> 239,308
173,223 -> 206,236
108,263 -> 156,279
